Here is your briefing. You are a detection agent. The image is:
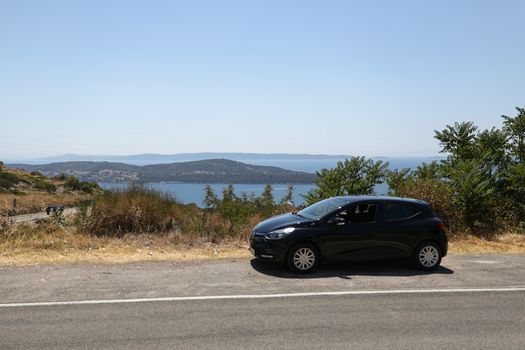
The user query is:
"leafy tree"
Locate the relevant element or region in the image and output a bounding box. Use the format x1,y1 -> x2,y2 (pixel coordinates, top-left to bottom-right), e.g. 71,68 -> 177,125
434,121 -> 478,161
432,112 -> 525,229
415,162 -> 442,180
502,107 -> 525,162
476,128 -> 509,169
304,156 -> 389,205
385,168 -> 413,195
447,160 -> 495,227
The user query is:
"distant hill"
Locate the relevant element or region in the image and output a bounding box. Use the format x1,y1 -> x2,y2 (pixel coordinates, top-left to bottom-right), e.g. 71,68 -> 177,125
9,159 -> 317,184
7,152 -> 353,166
5,153 -> 444,174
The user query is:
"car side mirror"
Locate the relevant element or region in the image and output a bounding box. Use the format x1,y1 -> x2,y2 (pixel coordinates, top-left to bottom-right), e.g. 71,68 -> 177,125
330,216 -> 346,226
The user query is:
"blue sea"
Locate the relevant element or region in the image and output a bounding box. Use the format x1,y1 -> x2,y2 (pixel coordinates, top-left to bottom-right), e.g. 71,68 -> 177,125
98,182 -> 316,207
98,157 -> 440,206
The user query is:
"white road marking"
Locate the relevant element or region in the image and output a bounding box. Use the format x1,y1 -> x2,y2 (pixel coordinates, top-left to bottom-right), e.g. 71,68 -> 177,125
1,286 -> 525,308
470,260 -> 500,264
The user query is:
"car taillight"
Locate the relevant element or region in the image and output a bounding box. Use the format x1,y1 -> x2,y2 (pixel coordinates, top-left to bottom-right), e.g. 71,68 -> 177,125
437,222 -> 445,230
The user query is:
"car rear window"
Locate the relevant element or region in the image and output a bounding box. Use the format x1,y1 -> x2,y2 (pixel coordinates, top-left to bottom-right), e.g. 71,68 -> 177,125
383,202 -> 420,221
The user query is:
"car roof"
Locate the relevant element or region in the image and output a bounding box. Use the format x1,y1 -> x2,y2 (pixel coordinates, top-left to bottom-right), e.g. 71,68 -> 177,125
333,195 -> 429,206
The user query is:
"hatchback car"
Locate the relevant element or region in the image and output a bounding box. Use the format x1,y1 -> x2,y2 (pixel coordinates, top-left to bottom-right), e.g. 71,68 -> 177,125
250,196 -> 447,273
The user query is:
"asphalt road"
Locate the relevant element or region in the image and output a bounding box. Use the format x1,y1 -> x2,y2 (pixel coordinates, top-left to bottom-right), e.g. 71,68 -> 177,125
1,255 -> 524,349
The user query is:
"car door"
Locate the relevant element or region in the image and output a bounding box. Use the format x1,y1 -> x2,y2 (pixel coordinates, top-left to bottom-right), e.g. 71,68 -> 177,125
372,201 -> 422,258
318,202 -> 380,261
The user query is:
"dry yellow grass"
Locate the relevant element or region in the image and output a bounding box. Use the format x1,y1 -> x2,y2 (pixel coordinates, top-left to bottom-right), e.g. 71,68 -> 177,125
449,233 -> 525,254
0,244 -> 252,266
0,220 -> 251,266
1,220 -> 524,266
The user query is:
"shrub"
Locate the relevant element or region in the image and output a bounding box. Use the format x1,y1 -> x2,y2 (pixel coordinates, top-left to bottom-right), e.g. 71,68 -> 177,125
0,172 -> 21,190
77,185 -> 191,236
79,181 -> 99,194
34,180 -> 57,193
64,176 -> 81,191
63,175 -> 99,193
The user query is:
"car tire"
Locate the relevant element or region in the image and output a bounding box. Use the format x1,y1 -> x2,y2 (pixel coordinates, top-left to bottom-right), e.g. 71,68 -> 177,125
413,241 -> 442,271
287,243 -> 319,274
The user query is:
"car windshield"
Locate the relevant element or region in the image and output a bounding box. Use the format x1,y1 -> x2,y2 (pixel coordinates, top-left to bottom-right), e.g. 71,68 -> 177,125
297,197 -> 349,220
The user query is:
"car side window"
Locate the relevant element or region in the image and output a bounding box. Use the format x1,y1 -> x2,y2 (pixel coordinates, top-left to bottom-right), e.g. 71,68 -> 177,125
383,202 -> 419,221
348,203 -> 377,223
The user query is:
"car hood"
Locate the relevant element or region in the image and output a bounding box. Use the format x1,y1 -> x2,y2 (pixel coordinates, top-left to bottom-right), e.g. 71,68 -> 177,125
253,213 -> 313,233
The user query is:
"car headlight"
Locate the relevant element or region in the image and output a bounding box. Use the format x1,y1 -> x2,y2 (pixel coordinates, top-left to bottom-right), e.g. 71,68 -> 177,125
264,227 -> 295,240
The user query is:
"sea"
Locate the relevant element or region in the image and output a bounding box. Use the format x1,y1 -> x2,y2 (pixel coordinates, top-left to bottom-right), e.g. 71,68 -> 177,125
98,157 -> 441,207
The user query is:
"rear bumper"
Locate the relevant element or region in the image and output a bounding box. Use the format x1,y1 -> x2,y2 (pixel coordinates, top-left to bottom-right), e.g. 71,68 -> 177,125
442,235 -> 448,257
437,230 -> 448,257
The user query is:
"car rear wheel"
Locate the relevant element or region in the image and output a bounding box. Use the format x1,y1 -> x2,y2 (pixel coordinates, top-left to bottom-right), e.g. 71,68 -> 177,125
287,243 -> 319,273
413,242 -> 442,271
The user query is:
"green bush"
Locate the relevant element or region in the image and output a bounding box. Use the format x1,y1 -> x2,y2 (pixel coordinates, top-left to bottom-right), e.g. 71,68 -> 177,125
34,180 -> 57,193
0,172 -> 21,190
79,181 -> 99,194
64,176 -> 81,190
63,175 -> 99,193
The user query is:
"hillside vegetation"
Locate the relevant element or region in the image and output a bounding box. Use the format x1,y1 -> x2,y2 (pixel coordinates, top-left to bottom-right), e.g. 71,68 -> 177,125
9,159 -> 316,184
0,162 -> 99,216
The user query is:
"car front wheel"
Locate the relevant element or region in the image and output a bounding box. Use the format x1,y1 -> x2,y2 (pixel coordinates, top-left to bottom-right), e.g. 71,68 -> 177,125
287,243 -> 319,273
413,242 -> 442,271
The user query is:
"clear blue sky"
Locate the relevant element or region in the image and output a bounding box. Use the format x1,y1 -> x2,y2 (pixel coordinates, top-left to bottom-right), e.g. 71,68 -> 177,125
1,0 -> 524,159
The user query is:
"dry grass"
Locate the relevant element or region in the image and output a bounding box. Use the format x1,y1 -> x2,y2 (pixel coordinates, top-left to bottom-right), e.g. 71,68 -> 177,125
0,219 -> 251,266
0,243 -> 252,266
0,222 -> 524,266
449,233 -> 525,254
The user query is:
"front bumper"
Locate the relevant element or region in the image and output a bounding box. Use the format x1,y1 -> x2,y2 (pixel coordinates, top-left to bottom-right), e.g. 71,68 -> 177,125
249,233 -> 289,263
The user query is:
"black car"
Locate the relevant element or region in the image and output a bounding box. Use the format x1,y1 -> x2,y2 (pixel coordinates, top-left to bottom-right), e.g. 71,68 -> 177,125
250,196 -> 447,273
